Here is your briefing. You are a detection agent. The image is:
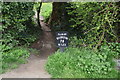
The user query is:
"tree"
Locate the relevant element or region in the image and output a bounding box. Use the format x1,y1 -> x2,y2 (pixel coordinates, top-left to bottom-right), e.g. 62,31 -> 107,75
37,2 -> 42,29
48,2 -> 69,30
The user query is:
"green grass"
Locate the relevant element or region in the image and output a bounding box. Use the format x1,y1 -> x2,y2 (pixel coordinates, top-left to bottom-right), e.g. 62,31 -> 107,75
1,47 -> 30,74
1,46 -> 40,74
0,51 -> 2,74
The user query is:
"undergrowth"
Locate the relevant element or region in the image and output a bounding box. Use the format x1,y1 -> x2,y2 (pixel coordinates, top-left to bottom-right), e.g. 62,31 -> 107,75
45,47 -> 119,78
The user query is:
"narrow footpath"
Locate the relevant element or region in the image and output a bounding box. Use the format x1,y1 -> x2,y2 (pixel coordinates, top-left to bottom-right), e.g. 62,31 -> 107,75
0,17 -> 57,78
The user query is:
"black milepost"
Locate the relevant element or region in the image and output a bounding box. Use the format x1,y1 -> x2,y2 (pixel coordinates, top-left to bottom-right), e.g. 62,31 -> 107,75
56,31 -> 68,52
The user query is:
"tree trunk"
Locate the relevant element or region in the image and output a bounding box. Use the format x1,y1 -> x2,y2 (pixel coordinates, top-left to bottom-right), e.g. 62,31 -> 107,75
37,2 -> 42,29
48,2 -> 66,27
48,2 -> 71,31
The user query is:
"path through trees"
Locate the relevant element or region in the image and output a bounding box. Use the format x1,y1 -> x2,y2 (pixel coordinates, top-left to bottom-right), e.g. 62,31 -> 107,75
0,16 -> 56,78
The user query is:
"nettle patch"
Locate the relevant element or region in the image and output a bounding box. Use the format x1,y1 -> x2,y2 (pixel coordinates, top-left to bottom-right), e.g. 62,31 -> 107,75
45,47 -> 119,78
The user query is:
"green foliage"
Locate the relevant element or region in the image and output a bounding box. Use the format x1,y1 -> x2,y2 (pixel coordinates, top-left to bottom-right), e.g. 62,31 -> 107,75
69,36 -> 86,47
69,36 -> 120,59
0,2 -> 41,73
67,2 -> 120,49
45,47 -> 118,78
108,42 -> 120,59
0,52 -> 2,74
3,47 -> 30,62
1,47 -> 30,73
40,3 -> 52,21
17,21 -> 41,46
1,2 -> 35,50
34,3 -> 52,22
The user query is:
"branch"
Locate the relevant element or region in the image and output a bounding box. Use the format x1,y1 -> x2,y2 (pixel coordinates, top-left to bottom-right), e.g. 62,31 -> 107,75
94,29 -> 105,51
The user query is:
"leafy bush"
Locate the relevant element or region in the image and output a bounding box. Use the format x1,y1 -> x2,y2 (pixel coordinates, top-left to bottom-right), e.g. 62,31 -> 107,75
67,2 -> 120,49
1,2 -> 35,51
45,47 -> 118,78
108,42 -> 120,59
69,36 -> 86,48
0,2 -> 40,74
1,2 -> 35,46
69,36 -> 120,59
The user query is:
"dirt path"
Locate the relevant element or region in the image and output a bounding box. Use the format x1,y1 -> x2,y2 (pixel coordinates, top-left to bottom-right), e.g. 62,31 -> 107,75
0,17 -> 57,78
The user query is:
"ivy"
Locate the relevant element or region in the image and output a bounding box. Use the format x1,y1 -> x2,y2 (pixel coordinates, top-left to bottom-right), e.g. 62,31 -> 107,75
1,2 -> 35,50
67,2 -> 120,49
1,2 -> 36,73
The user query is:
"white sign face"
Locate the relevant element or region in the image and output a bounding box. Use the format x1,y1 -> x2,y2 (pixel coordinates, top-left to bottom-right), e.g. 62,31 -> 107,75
56,31 -> 68,47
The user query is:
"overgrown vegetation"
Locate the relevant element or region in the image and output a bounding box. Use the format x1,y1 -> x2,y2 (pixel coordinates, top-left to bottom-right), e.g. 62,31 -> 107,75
67,2 -> 120,49
46,47 -> 119,78
2,47 -> 30,73
1,2 -> 41,73
69,36 -> 120,59
45,2 -> 120,78
1,1 -> 119,78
